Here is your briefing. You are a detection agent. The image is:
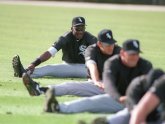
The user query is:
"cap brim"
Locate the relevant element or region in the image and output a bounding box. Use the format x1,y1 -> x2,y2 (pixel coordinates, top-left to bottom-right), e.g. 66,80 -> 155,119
102,39 -> 117,45
73,23 -> 86,27
126,50 -> 142,54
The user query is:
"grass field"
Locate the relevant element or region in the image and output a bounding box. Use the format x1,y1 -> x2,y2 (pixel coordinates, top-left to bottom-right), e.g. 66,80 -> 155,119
0,3 -> 165,124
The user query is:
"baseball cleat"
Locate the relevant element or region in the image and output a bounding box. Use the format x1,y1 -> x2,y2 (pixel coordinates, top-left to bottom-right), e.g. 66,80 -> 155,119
91,117 -> 108,124
22,73 -> 41,96
12,55 -> 26,77
44,88 -> 60,113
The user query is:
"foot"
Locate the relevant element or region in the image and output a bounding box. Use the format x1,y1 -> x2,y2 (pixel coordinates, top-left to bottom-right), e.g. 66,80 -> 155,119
22,73 -> 41,96
91,117 -> 108,124
12,55 -> 26,77
44,88 -> 60,113
78,120 -> 87,124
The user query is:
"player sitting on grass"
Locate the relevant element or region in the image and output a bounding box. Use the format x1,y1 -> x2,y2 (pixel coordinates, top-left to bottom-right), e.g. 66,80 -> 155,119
42,39 -> 152,114
21,29 -> 121,97
12,16 -> 97,78
86,69 -> 164,124
130,71 -> 165,124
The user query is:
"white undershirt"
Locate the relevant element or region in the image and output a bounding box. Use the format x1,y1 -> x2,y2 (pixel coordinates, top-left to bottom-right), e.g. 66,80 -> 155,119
86,60 -> 96,68
47,47 -> 58,57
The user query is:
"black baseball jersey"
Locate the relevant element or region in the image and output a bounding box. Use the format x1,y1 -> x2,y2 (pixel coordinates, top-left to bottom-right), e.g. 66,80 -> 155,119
52,31 -> 97,64
126,75 -> 165,122
103,55 -> 152,100
149,75 -> 165,121
126,76 -> 148,111
85,44 -> 121,80
150,75 -> 165,103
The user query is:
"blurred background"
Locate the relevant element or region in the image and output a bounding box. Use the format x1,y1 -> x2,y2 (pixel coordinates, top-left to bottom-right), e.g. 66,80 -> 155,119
36,0 -> 165,5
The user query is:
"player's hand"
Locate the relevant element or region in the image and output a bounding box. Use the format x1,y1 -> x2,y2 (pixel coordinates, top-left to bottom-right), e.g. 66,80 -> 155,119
27,64 -> 35,74
94,81 -> 104,90
119,96 -> 127,105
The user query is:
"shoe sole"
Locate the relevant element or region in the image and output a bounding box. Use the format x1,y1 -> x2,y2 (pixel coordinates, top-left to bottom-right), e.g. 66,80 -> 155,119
44,88 -> 59,113
22,73 -> 38,96
12,55 -> 22,77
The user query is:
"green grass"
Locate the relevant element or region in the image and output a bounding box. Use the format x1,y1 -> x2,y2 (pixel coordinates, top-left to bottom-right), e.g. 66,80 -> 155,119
0,3 -> 165,124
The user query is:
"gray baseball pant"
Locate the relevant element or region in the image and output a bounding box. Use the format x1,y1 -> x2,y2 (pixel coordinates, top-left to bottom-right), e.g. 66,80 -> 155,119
30,63 -> 87,78
107,108 -> 130,124
50,81 -> 105,97
58,94 -> 125,113
107,108 -> 164,124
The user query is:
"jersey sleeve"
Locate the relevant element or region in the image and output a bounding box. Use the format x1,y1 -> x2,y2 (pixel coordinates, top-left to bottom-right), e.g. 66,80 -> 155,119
89,36 -> 97,45
85,32 -> 97,45
103,57 -> 120,100
85,45 -> 97,65
47,46 -> 58,57
52,36 -> 67,51
47,36 -> 66,57
149,76 -> 165,102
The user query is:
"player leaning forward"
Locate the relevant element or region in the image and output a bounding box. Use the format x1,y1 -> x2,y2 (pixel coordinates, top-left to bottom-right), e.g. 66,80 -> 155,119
22,29 -> 121,97
12,16 -> 97,78
43,39 -> 153,113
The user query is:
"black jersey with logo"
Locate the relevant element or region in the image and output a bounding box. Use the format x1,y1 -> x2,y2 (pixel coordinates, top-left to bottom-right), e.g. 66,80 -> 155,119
85,44 -> 121,80
103,55 -> 152,99
52,31 -> 97,64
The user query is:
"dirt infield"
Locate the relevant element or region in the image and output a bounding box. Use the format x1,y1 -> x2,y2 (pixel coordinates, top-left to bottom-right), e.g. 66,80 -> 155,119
0,0 -> 165,12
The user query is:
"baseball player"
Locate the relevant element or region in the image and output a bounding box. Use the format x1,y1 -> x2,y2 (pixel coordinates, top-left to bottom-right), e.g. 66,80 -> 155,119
12,16 -> 97,78
89,69 -> 164,124
43,39 -> 153,114
22,29 -> 121,97
130,73 -> 165,124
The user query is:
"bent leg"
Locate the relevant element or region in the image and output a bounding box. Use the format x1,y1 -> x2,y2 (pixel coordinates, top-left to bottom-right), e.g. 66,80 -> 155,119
107,108 -> 130,124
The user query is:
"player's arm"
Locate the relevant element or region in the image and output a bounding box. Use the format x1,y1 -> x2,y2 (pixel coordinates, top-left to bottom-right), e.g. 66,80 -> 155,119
27,47 -> 57,73
86,61 -> 104,89
129,92 -> 160,124
85,45 -> 103,89
103,58 -> 121,100
27,36 -> 64,73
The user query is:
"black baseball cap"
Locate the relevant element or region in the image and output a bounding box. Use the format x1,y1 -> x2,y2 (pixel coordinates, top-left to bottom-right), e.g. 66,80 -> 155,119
98,29 -> 117,45
72,16 -> 86,27
122,39 -> 142,54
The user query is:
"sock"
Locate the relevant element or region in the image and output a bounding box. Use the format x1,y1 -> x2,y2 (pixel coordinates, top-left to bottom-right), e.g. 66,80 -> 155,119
39,87 -> 49,94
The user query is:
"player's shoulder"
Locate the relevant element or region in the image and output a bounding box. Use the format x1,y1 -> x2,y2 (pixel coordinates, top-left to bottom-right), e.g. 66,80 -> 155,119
85,44 -> 97,53
114,44 -> 121,53
153,75 -> 165,88
127,75 -> 146,93
131,75 -> 147,87
84,31 -> 97,40
109,54 -> 120,62
61,31 -> 72,38
138,57 -> 152,67
87,43 -> 97,49
57,31 -> 73,44
105,55 -> 120,66
114,44 -> 121,50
